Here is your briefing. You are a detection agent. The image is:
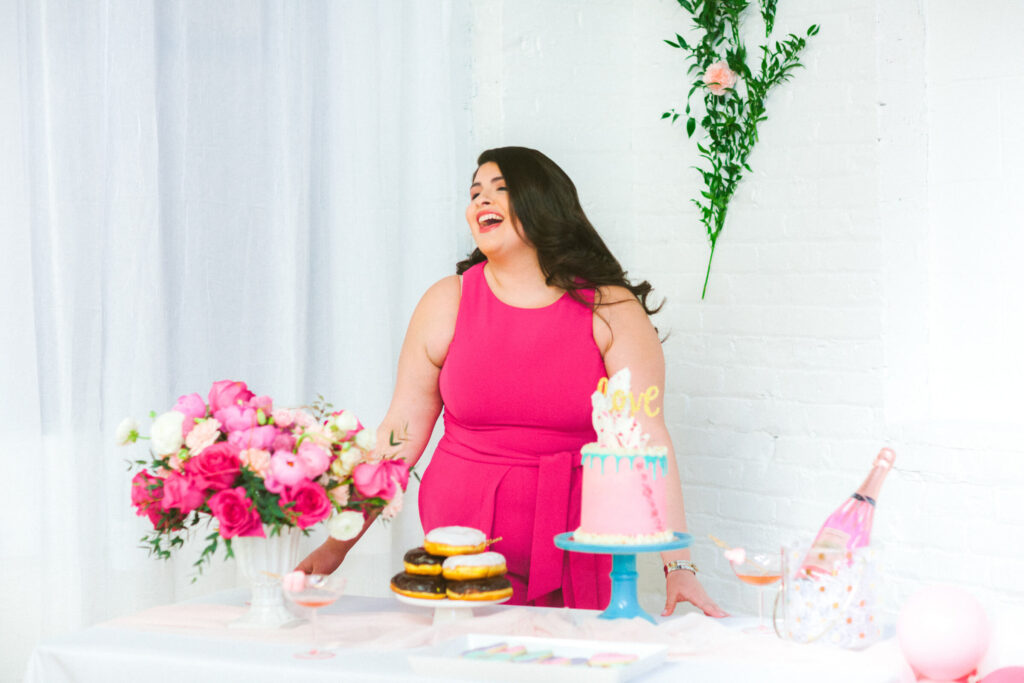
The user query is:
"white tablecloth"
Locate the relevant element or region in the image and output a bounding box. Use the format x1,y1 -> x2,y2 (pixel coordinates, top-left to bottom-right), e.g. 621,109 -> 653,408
25,589 -> 912,682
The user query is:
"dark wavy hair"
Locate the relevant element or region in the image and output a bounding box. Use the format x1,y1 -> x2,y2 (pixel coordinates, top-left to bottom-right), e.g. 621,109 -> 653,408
456,146 -> 663,318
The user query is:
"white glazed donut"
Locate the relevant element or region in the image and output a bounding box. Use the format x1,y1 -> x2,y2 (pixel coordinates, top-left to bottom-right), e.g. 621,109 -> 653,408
442,551 -> 507,580
424,526 -> 487,556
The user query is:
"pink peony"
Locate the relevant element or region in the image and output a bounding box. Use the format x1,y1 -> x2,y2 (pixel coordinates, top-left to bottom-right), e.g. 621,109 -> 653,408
228,425 -> 279,451
173,393 -> 207,437
280,480 -> 332,528
131,470 -> 164,526
216,404 -> 259,432
352,459 -> 410,500
703,60 -> 738,96
184,418 -> 222,456
271,431 -> 296,453
249,395 -> 273,415
161,471 -> 206,514
207,486 -> 264,539
183,441 -> 241,490
296,441 -> 331,479
208,380 -> 254,415
239,448 -> 272,478
269,449 -> 308,488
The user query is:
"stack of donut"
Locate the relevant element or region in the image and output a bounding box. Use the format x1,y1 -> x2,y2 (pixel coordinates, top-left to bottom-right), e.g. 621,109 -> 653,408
389,526 -> 513,602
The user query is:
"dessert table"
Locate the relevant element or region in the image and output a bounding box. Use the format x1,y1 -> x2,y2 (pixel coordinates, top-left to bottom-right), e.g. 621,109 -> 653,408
24,588 -> 910,682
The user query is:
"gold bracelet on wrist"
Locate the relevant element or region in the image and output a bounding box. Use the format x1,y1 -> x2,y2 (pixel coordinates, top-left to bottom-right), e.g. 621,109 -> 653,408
663,559 -> 698,577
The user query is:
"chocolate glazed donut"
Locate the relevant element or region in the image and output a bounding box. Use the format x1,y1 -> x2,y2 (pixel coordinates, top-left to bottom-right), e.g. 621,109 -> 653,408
403,547 -> 445,576
445,576 -> 513,601
390,572 -> 447,600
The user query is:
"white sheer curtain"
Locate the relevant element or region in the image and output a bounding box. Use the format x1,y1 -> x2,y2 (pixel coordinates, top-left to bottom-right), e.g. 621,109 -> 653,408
0,0 -> 472,678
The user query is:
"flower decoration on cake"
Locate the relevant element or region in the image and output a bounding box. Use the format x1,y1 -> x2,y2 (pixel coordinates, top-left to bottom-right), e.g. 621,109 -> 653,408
119,380 -> 410,572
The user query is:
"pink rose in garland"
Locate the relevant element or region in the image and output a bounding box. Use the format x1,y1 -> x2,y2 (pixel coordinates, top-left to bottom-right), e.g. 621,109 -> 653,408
281,480 -> 332,528
183,441 -> 242,490
208,380 -> 254,417
703,60 -> 738,96
173,393 -> 207,436
352,459 -> 410,500
208,486 -> 264,538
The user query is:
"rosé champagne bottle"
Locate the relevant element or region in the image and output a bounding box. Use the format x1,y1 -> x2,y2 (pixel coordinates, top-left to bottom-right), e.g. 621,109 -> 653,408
802,448 -> 896,574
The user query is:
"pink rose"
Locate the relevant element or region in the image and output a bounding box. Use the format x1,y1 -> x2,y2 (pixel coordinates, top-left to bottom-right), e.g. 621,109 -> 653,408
216,404 -> 259,432
228,425 -> 279,451
297,442 -> 331,479
269,449 -> 308,488
352,459 -> 410,500
161,471 -> 205,514
173,393 -> 207,436
131,470 -> 164,526
207,486 -> 265,539
183,441 -> 241,490
280,480 -> 332,528
381,485 -> 403,520
327,484 -> 349,507
184,418 -> 222,456
208,380 -> 254,415
703,60 -> 738,96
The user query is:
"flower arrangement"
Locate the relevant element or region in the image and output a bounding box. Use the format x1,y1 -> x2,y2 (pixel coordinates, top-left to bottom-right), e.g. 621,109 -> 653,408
662,0 -> 819,298
118,380 -> 409,571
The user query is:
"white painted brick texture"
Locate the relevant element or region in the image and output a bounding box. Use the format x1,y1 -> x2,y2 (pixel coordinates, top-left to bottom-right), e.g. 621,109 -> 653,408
470,0 -> 1024,621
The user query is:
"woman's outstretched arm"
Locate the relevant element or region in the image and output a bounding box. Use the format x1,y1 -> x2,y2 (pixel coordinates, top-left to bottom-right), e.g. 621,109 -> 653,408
297,275 -> 460,574
594,287 -> 726,617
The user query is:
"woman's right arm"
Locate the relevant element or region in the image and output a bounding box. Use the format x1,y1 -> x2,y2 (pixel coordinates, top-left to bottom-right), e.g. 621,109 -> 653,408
296,275 -> 461,574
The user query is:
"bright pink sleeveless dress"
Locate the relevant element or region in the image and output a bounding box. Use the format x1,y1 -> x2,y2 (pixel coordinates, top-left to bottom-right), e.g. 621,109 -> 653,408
417,262 -> 612,608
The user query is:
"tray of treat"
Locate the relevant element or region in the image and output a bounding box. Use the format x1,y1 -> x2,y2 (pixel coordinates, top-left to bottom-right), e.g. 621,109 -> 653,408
391,526 -> 513,623
408,634 -> 668,682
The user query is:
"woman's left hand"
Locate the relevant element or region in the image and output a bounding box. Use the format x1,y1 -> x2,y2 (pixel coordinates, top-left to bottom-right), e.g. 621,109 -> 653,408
662,570 -> 728,618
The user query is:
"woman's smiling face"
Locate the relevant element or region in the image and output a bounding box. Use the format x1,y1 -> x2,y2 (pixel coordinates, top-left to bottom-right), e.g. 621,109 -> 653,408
465,161 -> 529,258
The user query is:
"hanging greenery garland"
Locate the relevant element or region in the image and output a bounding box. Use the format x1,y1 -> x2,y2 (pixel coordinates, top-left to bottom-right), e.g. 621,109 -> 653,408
663,0 -> 819,299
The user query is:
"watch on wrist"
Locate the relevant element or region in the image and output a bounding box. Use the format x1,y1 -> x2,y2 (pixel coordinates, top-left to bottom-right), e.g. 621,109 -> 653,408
663,559 -> 698,577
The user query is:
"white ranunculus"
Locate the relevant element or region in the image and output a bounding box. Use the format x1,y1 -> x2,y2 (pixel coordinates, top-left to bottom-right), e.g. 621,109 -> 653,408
354,428 -> 376,452
333,410 -> 360,432
327,510 -> 364,541
150,411 -> 185,456
115,417 -> 139,446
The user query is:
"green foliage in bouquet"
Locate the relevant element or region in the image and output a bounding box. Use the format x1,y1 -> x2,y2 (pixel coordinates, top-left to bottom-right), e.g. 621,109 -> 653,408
662,0 -> 819,298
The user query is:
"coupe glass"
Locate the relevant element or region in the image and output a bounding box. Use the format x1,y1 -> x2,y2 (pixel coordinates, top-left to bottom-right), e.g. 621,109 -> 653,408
282,574 -> 346,659
729,549 -> 782,634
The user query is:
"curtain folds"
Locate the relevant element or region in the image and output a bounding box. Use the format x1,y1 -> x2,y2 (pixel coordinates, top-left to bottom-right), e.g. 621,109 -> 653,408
0,1 -> 472,678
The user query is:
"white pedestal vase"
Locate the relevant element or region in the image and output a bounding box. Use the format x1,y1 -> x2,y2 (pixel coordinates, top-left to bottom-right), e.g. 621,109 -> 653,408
230,526 -> 303,629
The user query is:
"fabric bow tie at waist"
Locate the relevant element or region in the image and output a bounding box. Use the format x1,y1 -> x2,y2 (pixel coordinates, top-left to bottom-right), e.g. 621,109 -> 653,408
452,448 -> 602,606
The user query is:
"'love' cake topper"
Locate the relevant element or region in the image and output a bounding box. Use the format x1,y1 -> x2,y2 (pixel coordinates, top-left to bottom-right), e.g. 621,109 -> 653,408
591,368 -> 660,449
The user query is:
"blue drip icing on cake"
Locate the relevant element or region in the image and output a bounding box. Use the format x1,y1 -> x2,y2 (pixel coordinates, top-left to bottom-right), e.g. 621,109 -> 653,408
580,451 -> 668,479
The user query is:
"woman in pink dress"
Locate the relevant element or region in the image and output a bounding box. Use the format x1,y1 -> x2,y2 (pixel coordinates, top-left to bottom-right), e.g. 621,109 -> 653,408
299,147 -> 723,616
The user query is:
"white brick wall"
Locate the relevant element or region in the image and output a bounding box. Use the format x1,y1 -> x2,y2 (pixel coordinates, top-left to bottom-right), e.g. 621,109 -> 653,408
470,0 -> 1024,621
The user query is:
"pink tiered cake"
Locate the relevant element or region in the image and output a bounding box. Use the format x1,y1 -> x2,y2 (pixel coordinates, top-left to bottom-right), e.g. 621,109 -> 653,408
574,369 -> 673,545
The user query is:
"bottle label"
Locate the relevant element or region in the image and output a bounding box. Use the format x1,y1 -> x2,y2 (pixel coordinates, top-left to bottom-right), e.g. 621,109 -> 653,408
804,528 -> 851,574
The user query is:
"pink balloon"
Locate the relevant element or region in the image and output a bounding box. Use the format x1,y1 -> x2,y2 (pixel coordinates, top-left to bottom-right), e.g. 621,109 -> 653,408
980,667 -> 1024,683
897,585 -> 990,681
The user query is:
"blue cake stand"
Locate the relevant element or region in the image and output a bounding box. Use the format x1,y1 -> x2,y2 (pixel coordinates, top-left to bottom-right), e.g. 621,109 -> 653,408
554,531 -> 692,624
